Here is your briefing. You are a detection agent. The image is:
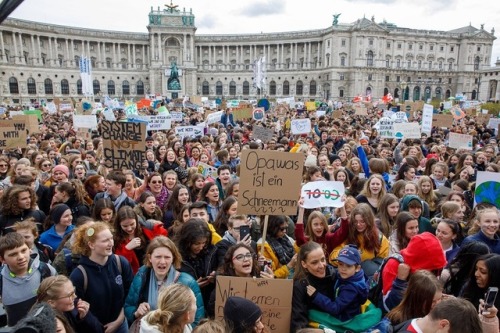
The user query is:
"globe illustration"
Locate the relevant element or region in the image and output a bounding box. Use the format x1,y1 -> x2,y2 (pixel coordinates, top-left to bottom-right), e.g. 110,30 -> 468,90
475,181 -> 500,208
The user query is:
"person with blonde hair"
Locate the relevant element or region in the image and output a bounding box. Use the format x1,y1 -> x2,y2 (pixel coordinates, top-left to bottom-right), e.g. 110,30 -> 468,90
355,174 -> 387,214
140,283 -> 197,333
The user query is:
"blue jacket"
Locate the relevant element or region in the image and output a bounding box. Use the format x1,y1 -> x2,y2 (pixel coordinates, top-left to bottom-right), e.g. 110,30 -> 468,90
124,265 -> 205,325
311,269 -> 368,321
39,224 -> 75,251
220,112 -> 236,128
70,255 -> 133,327
462,231 -> 500,254
356,145 -> 391,190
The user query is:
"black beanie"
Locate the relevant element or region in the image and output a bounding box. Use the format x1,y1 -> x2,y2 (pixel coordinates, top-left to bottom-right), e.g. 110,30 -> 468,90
50,204 -> 70,224
223,296 -> 262,331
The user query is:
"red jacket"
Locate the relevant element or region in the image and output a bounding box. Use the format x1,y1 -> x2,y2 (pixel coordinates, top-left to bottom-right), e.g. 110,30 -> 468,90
294,217 -> 349,257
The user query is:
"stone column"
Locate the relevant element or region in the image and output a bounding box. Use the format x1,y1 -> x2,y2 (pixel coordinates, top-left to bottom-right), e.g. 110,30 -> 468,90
157,34 -> 162,63
37,36 -> 42,64
0,31 -> 6,63
132,44 -> 136,67
71,39 -> 75,65
18,33 -> 25,64
142,44 -> 145,68
30,35 -> 36,65
97,42 -> 101,68
190,34 -> 194,62
12,32 -> 18,64
65,39 -> 70,67
127,43 -> 131,69
183,34 -> 187,62
150,33 -> 155,62
316,41 -> 320,68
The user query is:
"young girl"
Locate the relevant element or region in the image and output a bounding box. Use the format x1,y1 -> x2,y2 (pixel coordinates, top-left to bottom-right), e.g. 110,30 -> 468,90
430,162 -> 451,189
40,204 -> 75,251
334,169 -> 351,192
133,191 -> 164,227
462,207 -> 500,254
168,204 -> 191,240
92,198 -> 116,225
355,174 -> 387,214
417,176 -> 439,218
436,219 -> 462,263
199,182 -> 222,222
188,173 -> 205,202
113,206 -> 167,274
376,194 -> 400,238
389,211 -> 419,255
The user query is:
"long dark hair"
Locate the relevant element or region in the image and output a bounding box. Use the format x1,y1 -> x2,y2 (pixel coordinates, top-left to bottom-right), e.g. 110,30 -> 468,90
461,253 -> 500,309
213,196 -> 237,235
176,218 -> 212,258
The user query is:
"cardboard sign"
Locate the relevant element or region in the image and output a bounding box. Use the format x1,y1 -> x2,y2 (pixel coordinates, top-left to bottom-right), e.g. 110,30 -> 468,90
233,107 -> 253,120
393,122 -> 421,139
73,115 -> 98,129
332,110 -> 342,119
432,114 -> 454,128
421,104 -> 433,136
0,119 -> 27,149
448,132 -> 473,150
206,111 -> 223,125
253,125 -> 275,143
378,117 -> 394,139
175,126 -> 204,139
190,95 -> 202,106
301,181 -> 346,208
238,150 -> 303,215
475,171 -> 500,208
476,113 -> 491,125
101,121 -> 146,170
12,115 -> 38,134
290,118 -> 311,135
76,128 -> 92,141
215,276 -> 293,333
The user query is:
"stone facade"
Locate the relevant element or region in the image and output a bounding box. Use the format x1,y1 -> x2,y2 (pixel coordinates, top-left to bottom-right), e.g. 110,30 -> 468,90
480,58 -> 500,102
0,7 -> 496,104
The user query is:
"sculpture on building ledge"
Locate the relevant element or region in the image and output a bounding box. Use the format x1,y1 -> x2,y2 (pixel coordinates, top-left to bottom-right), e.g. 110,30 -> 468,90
332,13 -> 341,26
168,62 -> 181,91
164,1 -> 180,13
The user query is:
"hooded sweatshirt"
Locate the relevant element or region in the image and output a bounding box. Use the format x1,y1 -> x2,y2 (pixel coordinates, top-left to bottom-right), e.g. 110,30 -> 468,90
381,232 -> 446,311
1,254 -> 56,326
139,315 -> 192,333
400,195 -> 434,234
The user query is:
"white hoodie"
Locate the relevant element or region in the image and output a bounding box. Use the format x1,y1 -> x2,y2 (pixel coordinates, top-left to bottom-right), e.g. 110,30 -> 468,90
139,316 -> 193,333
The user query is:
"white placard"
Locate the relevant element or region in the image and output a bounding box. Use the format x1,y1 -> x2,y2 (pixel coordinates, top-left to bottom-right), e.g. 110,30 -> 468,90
301,181 -> 346,209
175,126 -> 204,139
487,118 -> 500,132
170,112 -> 183,122
73,115 -> 97,129
46,102 -> 57,114
141,115 -> 172,131
448,132 -> 473,150
421,104 -> 433,136
378,117 -> 394,139
315,110 -> 326,117
291,118 -> 311,135
206,111 -> 223,125
393,122 -> 421,139
391,111 -> 408,123
102,109 -> 116,121
443,101 -> 452,109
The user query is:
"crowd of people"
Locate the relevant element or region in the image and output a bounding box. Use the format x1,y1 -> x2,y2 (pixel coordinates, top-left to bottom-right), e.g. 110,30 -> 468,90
0,99 -> 500,333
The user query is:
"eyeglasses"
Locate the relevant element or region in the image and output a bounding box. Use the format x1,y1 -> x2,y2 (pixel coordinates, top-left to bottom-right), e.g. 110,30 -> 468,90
150,180 -> 162,184
56,288 -> 76,300
233,253 -> 255,262
42,163 -> 52,167
0,164 -> 8,167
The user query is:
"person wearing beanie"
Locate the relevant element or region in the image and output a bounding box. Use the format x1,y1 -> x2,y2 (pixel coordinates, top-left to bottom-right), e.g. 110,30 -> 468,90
39,203 -> 75,250
223,296 -> 265,333
51,165 -> 70,185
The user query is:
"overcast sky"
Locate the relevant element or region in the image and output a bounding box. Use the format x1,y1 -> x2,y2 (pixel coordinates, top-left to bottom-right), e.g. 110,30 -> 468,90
8,0 -> 500,66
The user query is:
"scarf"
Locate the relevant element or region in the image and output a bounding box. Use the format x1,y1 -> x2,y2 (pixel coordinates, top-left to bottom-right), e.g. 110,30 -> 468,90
147,266 -> 179,311
267,235 -> 295,266
150,186 -> 169,210
105,190 -> 128,211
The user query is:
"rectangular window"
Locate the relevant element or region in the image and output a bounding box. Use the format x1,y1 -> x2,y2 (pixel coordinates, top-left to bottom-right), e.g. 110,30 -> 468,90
105,47 -> 110,52
419,44 -> 423,50
450,46 -> 454,52
74,44 -> 78,51
90,45 -> 94,51
339,74 -> 344,80
440,46 -> 444,51
369,39 -> 373,46
387,42 -> 391,48
397,43 -> 402,49
430,45 -> 434,51
477,46 -> 481,51
396,76 -> 400,82
368,74 -> 372,81
409,44 -> 413,50
385,75 -> 389,82
448,78 -> 452,84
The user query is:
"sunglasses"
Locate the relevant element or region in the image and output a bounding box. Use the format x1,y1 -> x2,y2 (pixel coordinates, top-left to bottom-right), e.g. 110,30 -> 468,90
150,180 -> 162,184
42,163 -> 52,167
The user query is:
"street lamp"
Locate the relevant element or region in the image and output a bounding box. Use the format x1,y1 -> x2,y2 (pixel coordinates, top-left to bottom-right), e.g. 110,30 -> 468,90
401,81 -> 407,102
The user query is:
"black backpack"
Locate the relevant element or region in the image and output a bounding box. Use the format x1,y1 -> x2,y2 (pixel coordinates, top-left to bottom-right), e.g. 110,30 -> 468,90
367,253 -> 404,307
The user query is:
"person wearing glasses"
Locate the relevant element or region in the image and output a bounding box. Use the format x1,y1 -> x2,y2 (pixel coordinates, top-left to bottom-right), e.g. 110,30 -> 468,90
36,275 -> 102,333
257,215 -> 299,279
134,172 -> 170,212
0,155 -> 10,181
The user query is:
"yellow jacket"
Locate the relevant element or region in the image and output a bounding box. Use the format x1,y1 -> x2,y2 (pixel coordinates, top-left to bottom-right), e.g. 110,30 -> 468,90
257,235 -> 299,279
208,222 -> 222,245
329,232 -> 389,265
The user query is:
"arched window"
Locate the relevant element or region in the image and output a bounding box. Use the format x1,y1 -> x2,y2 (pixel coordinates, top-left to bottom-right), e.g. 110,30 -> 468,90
294,81 -> 302,95
474,56 -> 480,70
44,78 -> 53,94
107,80 -> 115,95
242,81 -> 249,95
93,79 -> 100,95
309,80 -> 317,96
367,51 -> 374,67
383,87 -> 389,96
9,77 -> 19,94
269,81 -> 276,95
27,78 -> 36,94
61,79 -> 69,95
216,81 -> 223,95
136,80 -> 144,95
413,86 -> 421,101
424,86 -> 431,100
394,88 -> 400,99
202,81 -> 209,95
122,80 -> 130,95
77,79 -> 82,95
283,80 -> 290,95
229,81 -> 236,96
435,87 -> 442,100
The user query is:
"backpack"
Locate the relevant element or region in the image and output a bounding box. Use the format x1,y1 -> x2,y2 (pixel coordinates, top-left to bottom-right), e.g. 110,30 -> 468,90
367,253 -> 404,307
0,261 -> 52,298
387,319 -> 413,333
62,247 -> 79,276
77,254 -> 122,294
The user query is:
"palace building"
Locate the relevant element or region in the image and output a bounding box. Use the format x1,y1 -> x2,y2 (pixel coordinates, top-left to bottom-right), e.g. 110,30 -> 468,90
0,5 -> 496,104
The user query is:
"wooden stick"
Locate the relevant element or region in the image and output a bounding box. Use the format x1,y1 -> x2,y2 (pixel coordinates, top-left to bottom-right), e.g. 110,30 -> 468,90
260,215 -> 269,258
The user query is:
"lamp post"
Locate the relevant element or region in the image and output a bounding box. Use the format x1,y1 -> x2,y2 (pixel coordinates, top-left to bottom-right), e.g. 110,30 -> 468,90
401,81 -> 407,102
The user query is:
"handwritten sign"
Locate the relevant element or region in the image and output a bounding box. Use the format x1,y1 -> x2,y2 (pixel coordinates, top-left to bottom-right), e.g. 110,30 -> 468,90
393,122 -> 421,139
421,104 -> 433,136
391,111 -> 408,123
59,103 -> 73,112
129,115 -> 173,131
206,111 -> 223,125
238,150 -> 303,215
73,115 -> 98,129
475,171 -> 500,208
448,132 -> 473,150
170,111 -> 183,122
433,114 -> 453,128
301,181 -> 345,209
13,115 -> 38,135
0,119 -> 27,149
101,121 -> 146,170
253,125 -> 275,143
378,117 -> 394,139
233,107 -> 253,120
215,276 -> 293,333
175,126 -> 204,139
487,118 -> 500,131
291,118 -> 311,135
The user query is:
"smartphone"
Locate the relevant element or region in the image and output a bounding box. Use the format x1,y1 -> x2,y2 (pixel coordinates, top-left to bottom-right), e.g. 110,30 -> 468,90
240,225 -> 251,240
484,287 -> 498,312
259,259 -> 271,272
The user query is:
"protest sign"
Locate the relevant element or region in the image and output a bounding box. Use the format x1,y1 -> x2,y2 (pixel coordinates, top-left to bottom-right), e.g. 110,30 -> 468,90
206,111 -> 223,125
139,115 -> 172,131
332,110 -> 342,119
315,110 -> 326,117
101,121 -> 146,170
253,125 -> 275,143
102,109 -> 116,121
0,119 -> 27,149
175,126 -> 204,139
477,113 -> 491,125
301,181 -> 345,209
215,276 -> 293,333
354,105 -> 368,115
12,115 -> 38,134
443,101 -> 452,110
421,104 -> 433,136
233,107 -> 253,120
432,114 -> 454,128
190,95 -> 202,105
475,171 -> 500,208
487,118 -> 500,131
391,111 -> 408,123
46,102 -> 57,114
383,110 -> 395,118
448,132 -> 473,150
59,103 -> 73,112
253,108 -> 265,121
76,128 -> 92,141
23,109 -> 42,121
306,101 -> 316,111
291,118 -> 311,135
238,150 -> 303,215
170,111 -> 183,122
277,97 -> 295,105
393,122 -> 421,139
197,162 -> 218,179
73,115 -> 98,129
378,117 -> 394,139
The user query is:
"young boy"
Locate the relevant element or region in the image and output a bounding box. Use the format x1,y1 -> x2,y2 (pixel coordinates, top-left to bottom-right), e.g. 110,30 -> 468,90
0,232 -> 56,326
307,244 -> 368,321
13,219 -> 54,263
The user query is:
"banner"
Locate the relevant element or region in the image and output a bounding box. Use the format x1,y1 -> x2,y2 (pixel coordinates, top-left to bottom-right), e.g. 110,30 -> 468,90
393,122 -> 421,139
290,118 -> 311,135
101,121 -> 146,170
73,115 -> 98,129
421,104 -> 433,136
215,276 -> 293,333
448,132 -> 473,150
238,150 -> 303,215
475,171 -> 500,208
301,181 -> 345,209
175,126 -> 204,139
0,119 -> 27,149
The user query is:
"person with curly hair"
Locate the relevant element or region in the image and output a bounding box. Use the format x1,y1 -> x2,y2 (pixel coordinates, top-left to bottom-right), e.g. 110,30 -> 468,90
0,185 -> 46,235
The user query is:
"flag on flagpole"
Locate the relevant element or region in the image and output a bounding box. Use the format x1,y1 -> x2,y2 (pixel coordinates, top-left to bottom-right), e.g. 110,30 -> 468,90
79,55 -> 93,96
260,56 -> 266,91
